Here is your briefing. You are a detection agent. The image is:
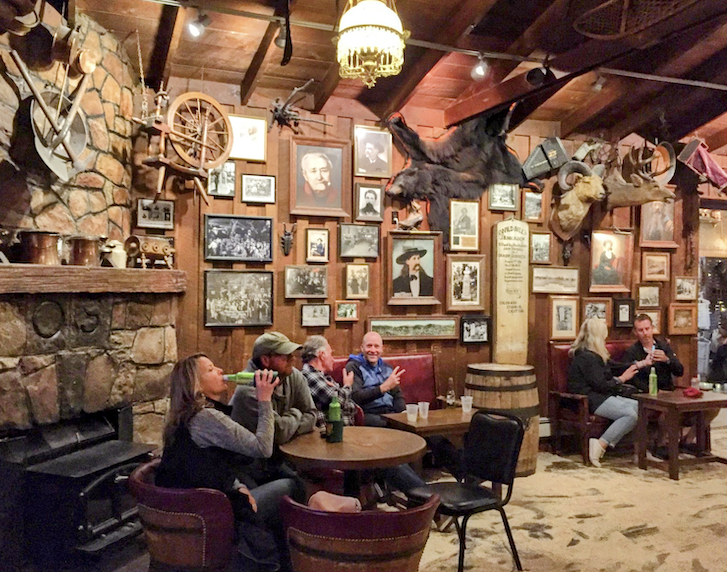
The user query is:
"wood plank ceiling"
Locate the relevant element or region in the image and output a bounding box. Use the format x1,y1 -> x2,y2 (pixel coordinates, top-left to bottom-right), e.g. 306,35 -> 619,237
74,0 -> 727,149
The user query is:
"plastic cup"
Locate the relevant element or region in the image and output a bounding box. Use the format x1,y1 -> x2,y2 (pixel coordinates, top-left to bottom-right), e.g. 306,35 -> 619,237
418,401 -> 429,419
461,395 -> 473,414
406,404 -> 418,422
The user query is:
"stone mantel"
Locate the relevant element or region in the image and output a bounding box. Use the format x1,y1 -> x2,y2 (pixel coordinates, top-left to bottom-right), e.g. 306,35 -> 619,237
0,265 -> 186,294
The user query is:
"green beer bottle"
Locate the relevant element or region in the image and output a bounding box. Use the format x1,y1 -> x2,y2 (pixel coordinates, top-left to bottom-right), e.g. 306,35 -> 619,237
648,367 -> 658,396
222,371 -> 278,385
327,395 -> 344,443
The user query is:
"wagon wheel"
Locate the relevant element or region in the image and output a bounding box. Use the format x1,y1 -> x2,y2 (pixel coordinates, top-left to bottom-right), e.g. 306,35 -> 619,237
167,91 -> 232,170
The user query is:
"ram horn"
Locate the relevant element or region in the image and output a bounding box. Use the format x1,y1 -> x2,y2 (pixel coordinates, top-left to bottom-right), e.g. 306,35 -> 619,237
558,161 -> 593,192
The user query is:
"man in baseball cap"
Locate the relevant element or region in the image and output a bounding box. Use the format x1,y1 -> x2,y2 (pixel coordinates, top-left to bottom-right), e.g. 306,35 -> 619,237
392,245 -> 433,297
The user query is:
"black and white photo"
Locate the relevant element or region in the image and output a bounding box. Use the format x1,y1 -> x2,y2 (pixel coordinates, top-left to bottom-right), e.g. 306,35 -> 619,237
335,300 -> 359,322
488,183 -> 518,211
346,263 -> 369,299
208,161 -> 235,198
523,190 -> 543,222
339,223 -> 379,258
637,285 -> 660,307
301,304 -> 331,327
137,198 -> 174,230
204,270 -> 273,327
241,174 -> 275,203
447,254 -> 484,311
355,183 -> 384,222
388,232 -> 442,305
306,228 -> 329,263
291,137 -> 350,217
285,265 -> 328,298
530,231 -> 552,264
674,276 -> 698,300
449,199 -> 479,251
461,316 -> 489,343
229,115 -> 267,162
550,296 -> 579,339
532,266 -> 579,294
204,214 -> 272,262
613,299 -> 635,328
354,125 -> 392,178
582,297 -> 612,325
367,316 -> 459,341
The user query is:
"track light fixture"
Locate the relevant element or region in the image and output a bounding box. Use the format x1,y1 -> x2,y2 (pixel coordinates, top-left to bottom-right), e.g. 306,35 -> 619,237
274,21 -> 287,49
188,11 -> 210,38
470,54 -> 489,81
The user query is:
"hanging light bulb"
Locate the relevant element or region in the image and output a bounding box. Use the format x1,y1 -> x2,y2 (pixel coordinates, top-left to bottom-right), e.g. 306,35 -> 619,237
274,21 -> 287,49
188,12 -> 210,38
470,55 -> 489,81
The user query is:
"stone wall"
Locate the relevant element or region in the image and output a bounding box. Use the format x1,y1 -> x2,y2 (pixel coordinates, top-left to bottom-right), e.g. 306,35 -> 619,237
0,12 -> 137,240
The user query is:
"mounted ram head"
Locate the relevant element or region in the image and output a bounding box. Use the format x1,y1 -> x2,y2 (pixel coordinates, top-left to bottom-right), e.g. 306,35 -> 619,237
551,161 -> 605,241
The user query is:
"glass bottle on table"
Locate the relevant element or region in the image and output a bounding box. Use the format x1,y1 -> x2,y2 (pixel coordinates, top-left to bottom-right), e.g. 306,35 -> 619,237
222,371 -> 278,384
327,395 -> 344,443
446,377 -> 456,406
649,367 -> 658,396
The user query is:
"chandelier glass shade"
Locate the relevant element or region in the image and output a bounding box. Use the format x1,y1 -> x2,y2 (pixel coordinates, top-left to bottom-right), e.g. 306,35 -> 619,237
336,0 -> 409,88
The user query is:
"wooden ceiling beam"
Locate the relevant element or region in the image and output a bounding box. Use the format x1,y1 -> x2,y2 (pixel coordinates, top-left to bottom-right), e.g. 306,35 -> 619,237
312,64 -> 342,113
706,126 -> 727,152
240,21 -> 279,106
147,4 -> 184,90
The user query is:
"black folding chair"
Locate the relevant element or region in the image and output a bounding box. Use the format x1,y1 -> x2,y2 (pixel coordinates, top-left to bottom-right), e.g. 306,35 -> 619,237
407,409 -> 525,572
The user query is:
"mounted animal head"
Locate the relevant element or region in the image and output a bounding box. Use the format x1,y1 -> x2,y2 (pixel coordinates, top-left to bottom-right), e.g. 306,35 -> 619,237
604,142 -> 676,210
551,161 -> 605,240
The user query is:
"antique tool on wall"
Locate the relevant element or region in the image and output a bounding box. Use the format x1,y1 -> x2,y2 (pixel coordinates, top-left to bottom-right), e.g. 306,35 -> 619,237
124,235 -> 174,269
280,223 -> 296,256
268,79 -> 332,134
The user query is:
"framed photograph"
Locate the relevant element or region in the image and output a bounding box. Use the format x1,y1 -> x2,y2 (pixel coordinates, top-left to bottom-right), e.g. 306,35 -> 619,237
241,174 -> 275,204
668,303 -> 697,335
335,300 -> 360,322
642,251 -> 670,282
531,266 -> 579,294
388,231 -> 442,306
590,230 -> 633,293
523,189 -> 544,222
674,276 -> 698,301
228,115 -> 267,162
354,125 -> 392,178
638,309 -> 661,334
208,161 -> 235,198
284,265 -> 328,299
355,183 -> 384,222
582,297 -> 613,325
636,285 -> 660,308
446,254 -> 485,311
290,137 -> 351,217
204,270 -> 272,327
204,214 -> 272,263
306,228 -> 329,263
550,296 -> 579,340
301,304 -> 331,327
367,316 -> 459,341
640,199 -> 678,248
488,183 -> 519,211
449,199 -> 479,251
137,198 -> 174,230
461,315 -> 490,343
339,223 -> 379,259
346,263 -> 370,299
530,231 -> 553,265
613,298 -> 635,328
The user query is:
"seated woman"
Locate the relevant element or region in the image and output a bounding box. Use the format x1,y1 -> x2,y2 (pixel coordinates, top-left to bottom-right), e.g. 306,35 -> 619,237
156,353 -> 297,572
568,318 -> 640,467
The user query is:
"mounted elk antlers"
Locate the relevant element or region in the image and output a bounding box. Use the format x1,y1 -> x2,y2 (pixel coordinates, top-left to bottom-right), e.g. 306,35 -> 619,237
604,142 -> 676,209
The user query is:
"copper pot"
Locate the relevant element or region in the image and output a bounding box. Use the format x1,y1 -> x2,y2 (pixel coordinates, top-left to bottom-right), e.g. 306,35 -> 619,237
20,231 -> 61,265
67,236 -> 102,266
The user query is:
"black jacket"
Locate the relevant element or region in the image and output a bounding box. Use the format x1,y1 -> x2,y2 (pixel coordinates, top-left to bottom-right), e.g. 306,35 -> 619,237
567,349 -> 621,413
622,339 -> 682,392
393,270 -> 434,296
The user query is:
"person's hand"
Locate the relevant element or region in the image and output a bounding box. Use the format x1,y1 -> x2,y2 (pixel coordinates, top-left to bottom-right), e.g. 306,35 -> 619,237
238,485 -> 257,512
380,366 -> 405,393
638,353 -> 654,369
342,369 -> 354,388
618,364 -> 639,382
255,369 -> 279,402
652,349 -> 669,363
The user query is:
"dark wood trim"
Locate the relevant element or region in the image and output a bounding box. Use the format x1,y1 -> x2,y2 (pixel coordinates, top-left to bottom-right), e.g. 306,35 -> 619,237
146,4 -> 181,91
240,21 -> 278,106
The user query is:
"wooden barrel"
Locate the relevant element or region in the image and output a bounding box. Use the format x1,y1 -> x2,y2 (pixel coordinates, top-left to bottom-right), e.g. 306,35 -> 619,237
465,363 -> 539,477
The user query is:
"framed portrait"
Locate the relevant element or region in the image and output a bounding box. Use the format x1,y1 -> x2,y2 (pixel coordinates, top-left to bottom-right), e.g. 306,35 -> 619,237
387,231 -> 443,306
613,298 -> 635,328
488,183 -> 519,211
355,183 -> 384,222
549,296 -> 579,340
449,199 -> 479,251
241,174 -> 275,204
642,251 -> 670,282
354,125 -> 392,178
640,198 -> 678,248
228,115 -> 267,162
530,231 -> 553,265
461,315 -> 490,344
284,265 -> 328,299
137,198 -> 174,230
335,300 -> 360,322
638,309 -> 661,334
204,214 -> 272,263
301,304 -> 331,327
446,254 -> 485,311
290,137 -> 351,217
204,270 -> 273,327
367,316 -> 459,341
674,276 -> 698,301
208,161 -> 235,198
306,228 -> 329,263
346,263 -> 370,299
339,223 -> 379,259
531,266 -> 579,294
582,297 -> 613,325
590,230 -> 633,293
523,189 -> 544,222
668,303 -> 697,335
636,284 -> 660,308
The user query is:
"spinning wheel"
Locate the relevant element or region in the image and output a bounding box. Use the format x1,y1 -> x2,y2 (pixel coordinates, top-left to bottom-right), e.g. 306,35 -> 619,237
166,92 -> 232,171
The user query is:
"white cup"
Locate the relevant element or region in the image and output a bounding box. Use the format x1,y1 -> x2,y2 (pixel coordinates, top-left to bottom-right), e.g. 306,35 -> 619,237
418,401 -> 429,419
406,404 -> 418,422
461,395 -> 473,413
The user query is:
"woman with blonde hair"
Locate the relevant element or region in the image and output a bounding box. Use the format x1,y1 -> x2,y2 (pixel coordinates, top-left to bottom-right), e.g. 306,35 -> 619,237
567,318 -> 639,467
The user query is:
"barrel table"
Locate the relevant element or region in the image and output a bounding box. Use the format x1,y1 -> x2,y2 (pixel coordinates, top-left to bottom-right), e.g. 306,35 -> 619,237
465,363 -> 539,476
